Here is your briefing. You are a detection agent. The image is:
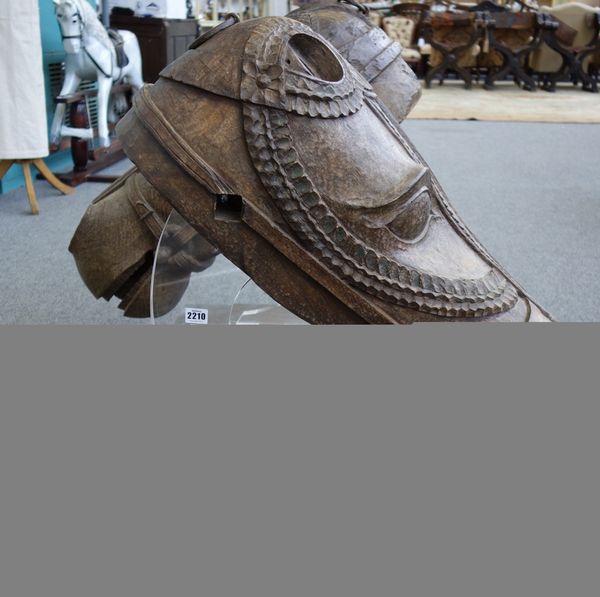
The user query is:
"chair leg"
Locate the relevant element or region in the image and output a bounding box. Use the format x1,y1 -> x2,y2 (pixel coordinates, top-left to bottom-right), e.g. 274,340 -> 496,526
32,158 -> 74,195
21,161 -> 40,215
426,63 -> 448,88
454,64 -> 473,89
0,159 -> 15,180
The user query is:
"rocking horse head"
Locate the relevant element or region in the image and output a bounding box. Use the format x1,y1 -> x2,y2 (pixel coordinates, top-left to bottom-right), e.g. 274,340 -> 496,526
53,0 -> 109,55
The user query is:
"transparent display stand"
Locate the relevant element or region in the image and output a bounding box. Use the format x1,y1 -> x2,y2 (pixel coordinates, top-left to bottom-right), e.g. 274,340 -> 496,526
149,210 -> 307,325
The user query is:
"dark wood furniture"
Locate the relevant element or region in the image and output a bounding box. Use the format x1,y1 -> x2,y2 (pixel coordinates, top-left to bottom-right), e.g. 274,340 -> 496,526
465,0 -> 506,13
482,12 -> 549,91
109,15 -> 198,83
539,12 -> 600,92
423,12 -> 485,88
425,2 -> 550,91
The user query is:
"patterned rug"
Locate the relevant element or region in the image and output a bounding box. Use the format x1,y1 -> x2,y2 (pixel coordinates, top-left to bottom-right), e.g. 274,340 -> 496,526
407,80 -> 600,123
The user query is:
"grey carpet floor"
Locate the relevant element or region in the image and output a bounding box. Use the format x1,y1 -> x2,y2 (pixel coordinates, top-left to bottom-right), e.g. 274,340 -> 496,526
0,120 -> 598,324
402,120 -> 600,323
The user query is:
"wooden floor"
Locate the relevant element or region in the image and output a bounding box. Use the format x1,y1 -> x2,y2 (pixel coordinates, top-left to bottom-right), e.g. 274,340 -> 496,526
407,80 -> 600,123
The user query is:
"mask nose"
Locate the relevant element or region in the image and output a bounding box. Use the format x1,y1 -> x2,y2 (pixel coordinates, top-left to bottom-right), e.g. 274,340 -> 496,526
399,161 -> 428,194
387,186 -> 432,243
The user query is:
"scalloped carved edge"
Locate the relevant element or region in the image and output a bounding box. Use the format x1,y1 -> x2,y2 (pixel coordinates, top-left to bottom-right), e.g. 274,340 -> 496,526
243,103 -> 518,318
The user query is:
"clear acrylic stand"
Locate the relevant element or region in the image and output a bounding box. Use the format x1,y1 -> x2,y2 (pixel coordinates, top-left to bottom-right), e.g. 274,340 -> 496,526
149,209 -> 306,325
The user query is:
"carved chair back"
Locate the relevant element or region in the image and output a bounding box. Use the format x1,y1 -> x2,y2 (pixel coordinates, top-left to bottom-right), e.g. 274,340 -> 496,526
529,2 -> 600,72
383,4 -> 431,63
480,10 -> 539,68
425,11 -> 483,68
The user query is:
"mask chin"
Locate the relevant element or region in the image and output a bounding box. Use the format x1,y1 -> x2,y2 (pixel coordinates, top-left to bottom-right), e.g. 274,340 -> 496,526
69,169 -> 218,319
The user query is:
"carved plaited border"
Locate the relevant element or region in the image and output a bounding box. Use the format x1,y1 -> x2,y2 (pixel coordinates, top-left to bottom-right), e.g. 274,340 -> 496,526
243,103 -> 518,318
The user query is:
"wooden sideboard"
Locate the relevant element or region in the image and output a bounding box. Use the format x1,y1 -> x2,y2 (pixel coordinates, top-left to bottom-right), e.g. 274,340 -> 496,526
109,15 -> 198,83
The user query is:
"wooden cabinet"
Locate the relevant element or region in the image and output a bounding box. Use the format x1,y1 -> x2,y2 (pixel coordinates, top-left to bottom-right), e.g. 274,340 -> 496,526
109,15 -> 198,83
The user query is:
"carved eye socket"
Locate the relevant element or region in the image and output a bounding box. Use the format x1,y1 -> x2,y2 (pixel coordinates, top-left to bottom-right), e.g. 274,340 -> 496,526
387,189 -> 432,242
333,184 -> 431,243
287,34 -> 343,82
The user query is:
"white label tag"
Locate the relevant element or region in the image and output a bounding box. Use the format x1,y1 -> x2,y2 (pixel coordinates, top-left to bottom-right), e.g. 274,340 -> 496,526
184,308 -> 208,325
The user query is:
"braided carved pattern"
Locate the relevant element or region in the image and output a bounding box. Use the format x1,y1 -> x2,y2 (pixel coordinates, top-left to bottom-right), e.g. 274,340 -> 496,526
243,103 -> 518,318
241,17 -> 373,118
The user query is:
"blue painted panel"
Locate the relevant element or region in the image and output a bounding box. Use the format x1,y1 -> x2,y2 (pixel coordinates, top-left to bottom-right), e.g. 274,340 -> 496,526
1,0 -> 97,193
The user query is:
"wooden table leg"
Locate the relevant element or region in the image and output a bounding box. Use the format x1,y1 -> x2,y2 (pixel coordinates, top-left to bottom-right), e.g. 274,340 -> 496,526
21,160 -> 40,215
32,159 -> 74,195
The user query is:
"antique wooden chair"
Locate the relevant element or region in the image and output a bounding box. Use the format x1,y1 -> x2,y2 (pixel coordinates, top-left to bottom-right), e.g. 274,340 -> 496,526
481,11 -> 550,90
460,1 -> 515,86
383,4 -> 431,75
528,2 -> 600,91
423,11 -> 485,87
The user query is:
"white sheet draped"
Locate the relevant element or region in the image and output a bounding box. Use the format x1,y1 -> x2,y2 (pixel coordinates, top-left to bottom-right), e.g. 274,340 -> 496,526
0,0 -> 49,159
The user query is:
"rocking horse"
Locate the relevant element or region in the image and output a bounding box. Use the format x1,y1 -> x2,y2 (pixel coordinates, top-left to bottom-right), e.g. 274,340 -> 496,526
50,0 -> 143,151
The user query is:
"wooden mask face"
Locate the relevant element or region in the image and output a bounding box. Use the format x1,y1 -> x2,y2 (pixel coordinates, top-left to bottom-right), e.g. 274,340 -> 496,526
70,14 -> 550,323
115,17 -> 550,321
238,21 -> 517,318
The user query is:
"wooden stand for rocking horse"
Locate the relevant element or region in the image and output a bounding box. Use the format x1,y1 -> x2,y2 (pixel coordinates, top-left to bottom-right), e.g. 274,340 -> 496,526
0,157 -> 74,215
48,87 -> 131,186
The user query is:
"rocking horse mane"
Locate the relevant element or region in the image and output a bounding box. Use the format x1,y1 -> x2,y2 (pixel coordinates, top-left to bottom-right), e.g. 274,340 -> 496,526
61,0 -> 112,52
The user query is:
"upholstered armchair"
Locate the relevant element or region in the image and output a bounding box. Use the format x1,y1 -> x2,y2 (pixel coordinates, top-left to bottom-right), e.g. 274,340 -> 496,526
367,8 -> 383,28
382,4 -> 430,75
528,2 -> 600,91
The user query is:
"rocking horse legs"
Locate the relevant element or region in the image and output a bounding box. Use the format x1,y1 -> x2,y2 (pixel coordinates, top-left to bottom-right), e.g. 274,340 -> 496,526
70,98 -> 90,172
96,76 -> 114,148
50,70 -> 81,149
